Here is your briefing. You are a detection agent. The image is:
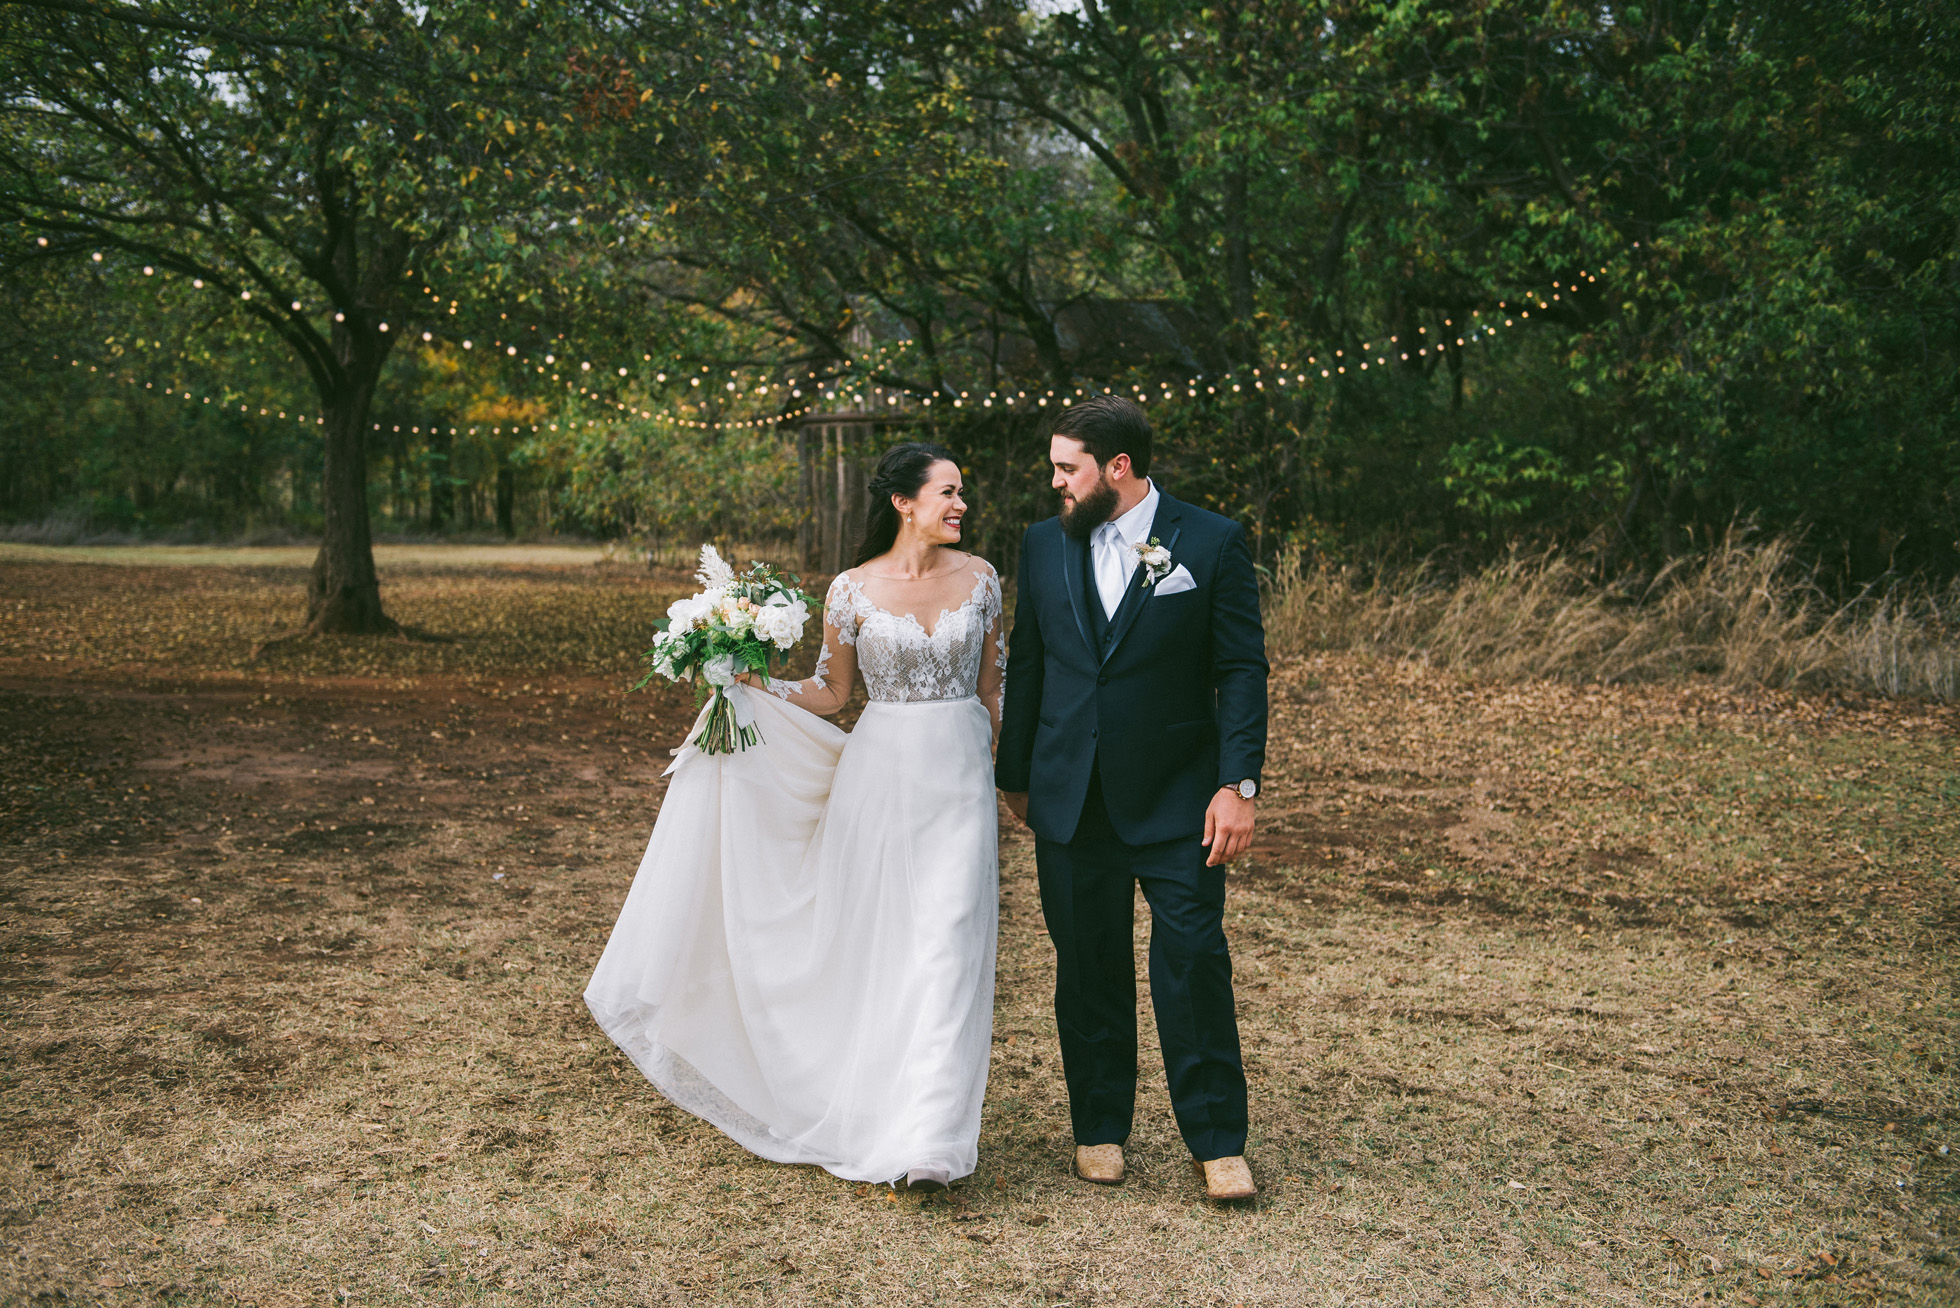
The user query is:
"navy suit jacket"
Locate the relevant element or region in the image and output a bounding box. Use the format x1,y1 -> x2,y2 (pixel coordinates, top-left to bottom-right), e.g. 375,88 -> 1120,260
995,490 -> 1269,845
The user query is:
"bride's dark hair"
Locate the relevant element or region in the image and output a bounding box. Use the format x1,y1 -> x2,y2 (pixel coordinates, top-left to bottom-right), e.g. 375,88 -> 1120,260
853,440 -> 960,566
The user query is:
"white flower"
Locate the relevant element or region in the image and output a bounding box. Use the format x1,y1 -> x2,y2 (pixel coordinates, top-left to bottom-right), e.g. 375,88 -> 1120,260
1134,536 -> 1174,584
714,597 -> 755,635
645,629 -> 690,681
667,594 -> 713,630
752,601 -> 806,649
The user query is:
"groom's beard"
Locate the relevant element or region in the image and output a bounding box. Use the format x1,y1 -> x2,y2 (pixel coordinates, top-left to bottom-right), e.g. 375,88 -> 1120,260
1059,475 -> 1120,541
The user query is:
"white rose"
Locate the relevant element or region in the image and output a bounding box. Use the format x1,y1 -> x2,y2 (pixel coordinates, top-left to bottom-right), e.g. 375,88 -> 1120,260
749,605 -> 785,645
753,603 -> 802,649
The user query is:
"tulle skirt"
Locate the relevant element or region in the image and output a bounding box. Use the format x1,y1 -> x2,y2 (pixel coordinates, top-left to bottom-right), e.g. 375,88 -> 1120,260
584,690 -> 998,1182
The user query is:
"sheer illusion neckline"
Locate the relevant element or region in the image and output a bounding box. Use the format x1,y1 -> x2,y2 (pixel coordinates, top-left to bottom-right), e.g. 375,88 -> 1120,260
839,569 -> 993,640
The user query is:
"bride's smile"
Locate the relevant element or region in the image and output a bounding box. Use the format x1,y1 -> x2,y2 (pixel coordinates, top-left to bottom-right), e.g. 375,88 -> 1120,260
887,464 -> 967,549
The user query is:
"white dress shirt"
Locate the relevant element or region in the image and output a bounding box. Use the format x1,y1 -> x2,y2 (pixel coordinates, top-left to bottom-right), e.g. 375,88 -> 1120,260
1092,479 -> 1159,620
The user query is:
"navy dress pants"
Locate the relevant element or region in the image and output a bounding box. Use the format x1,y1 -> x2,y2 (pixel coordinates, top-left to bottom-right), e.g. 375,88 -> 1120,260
1034,771 -> 1248,1161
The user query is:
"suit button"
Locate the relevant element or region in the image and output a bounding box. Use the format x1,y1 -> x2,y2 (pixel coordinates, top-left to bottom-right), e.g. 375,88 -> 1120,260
1097,674 -> 1108,686
1090,728 -> 1097,738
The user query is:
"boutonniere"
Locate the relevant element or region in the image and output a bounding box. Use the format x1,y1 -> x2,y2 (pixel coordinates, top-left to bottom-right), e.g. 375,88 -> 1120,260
1133,536 -> 1173,586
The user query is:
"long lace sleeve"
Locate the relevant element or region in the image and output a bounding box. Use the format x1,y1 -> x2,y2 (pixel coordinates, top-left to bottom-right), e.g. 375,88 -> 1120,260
974,563 -> 1006,744
766,572 -> 860,717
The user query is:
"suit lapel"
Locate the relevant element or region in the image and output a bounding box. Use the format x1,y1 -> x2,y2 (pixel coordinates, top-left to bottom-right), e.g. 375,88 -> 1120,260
1100,495 -> 1184,667
1060,527 -> 1096,657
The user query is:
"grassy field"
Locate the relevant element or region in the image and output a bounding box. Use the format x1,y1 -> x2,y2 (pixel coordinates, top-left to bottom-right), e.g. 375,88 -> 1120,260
1,546 -> 1956,1306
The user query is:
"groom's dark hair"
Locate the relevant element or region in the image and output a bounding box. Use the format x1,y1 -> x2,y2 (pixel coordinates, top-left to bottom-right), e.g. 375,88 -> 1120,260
1052,394 -> 1152,479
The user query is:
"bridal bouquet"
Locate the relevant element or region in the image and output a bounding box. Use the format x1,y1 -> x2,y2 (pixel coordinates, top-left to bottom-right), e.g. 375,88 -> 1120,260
634,545 -> 817,754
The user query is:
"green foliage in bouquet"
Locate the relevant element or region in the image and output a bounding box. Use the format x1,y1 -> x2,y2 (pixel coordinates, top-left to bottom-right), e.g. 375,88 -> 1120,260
633,545 -> 820,755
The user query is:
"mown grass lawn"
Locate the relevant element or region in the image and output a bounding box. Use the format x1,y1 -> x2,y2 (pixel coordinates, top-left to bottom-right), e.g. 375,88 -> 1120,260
1,549 -> 1955,1306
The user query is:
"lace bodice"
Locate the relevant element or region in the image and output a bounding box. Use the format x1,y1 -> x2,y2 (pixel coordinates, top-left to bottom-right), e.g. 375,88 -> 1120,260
767,559 -> 1006,720
828,569 -> 1001,703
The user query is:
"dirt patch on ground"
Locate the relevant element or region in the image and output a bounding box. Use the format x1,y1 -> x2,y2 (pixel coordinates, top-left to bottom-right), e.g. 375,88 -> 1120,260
1,552 -> 1957,1305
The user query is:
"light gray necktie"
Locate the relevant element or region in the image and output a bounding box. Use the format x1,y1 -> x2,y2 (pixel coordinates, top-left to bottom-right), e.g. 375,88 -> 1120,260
1093,522 -> 1127,619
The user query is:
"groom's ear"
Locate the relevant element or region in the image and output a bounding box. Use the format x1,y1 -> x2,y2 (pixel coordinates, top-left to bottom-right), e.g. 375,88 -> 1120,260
1104,451 -> 1134,482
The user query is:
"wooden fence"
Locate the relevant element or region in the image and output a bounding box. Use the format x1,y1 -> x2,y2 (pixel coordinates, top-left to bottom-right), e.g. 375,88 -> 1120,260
791,412 -> 925,574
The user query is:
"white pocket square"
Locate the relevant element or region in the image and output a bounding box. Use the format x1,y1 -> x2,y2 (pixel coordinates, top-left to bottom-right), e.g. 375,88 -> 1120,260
1154,564 -> 1197,596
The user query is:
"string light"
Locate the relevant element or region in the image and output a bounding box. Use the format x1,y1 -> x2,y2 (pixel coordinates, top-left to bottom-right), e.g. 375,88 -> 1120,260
38,236 -> 1617,434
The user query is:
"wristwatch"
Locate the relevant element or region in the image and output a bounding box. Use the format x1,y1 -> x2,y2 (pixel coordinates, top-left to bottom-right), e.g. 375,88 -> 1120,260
1222,779 -> 1258,800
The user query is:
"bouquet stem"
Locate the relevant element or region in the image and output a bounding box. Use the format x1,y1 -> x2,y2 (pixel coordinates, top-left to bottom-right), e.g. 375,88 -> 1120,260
696,687 -> 762,755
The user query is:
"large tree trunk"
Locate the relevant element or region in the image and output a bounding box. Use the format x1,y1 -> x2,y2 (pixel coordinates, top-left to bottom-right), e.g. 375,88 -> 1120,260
305,330 -> 394,634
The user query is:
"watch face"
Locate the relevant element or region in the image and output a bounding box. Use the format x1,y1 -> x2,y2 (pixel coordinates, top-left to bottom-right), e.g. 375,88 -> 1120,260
1238,779 -> 1258,799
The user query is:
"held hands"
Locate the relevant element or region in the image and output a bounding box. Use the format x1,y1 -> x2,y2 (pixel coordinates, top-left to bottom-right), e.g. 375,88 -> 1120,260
1002,791 -> 1030,824
1202,788 -> 1256,867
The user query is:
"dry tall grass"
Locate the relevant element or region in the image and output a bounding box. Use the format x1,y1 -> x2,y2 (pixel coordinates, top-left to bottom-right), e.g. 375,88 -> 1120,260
1266,532 -> 1960,700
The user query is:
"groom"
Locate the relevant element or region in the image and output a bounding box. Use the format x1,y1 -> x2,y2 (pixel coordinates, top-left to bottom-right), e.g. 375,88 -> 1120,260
997,395 -> 1269,1202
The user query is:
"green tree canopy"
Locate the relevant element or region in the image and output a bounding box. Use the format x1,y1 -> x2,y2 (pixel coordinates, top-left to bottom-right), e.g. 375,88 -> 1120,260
7,0 -> 1955,587
0,0 -> 624,627
586,0 -> 1958,576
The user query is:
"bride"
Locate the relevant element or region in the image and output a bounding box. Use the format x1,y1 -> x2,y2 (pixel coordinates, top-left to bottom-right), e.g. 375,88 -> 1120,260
584,442 -> 1004,1190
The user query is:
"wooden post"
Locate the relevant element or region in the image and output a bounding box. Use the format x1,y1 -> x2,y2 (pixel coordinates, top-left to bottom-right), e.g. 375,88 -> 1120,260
791,415 -> 876,575
818,425 -> 837,572
831,424 -> 849,572
843,422 -> 867,565
795,423 -> 816,571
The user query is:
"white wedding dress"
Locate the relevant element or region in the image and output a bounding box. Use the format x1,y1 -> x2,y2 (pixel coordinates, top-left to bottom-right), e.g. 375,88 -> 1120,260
585,561 -> 1005,1183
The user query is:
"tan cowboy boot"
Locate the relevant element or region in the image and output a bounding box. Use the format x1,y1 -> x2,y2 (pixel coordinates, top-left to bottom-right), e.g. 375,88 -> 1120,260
1075,1144 -> 1124,1184
1191,1155 -> 1256,1200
